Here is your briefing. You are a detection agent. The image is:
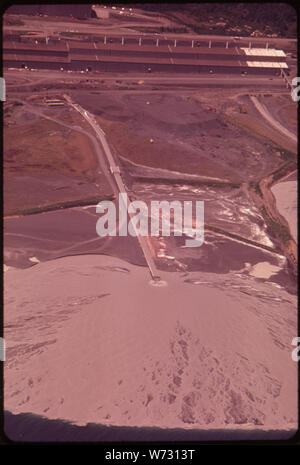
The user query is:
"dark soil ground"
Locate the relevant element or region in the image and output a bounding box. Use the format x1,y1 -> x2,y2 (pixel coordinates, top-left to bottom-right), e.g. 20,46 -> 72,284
72,91 -> 284,183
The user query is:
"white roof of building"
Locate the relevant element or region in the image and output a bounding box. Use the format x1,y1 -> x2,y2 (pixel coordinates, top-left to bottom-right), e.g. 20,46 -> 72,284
246,61 -> 288,68
241,48 -> 286,57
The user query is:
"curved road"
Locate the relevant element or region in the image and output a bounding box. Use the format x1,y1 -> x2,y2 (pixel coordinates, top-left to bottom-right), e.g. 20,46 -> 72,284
250,95 -> 297,144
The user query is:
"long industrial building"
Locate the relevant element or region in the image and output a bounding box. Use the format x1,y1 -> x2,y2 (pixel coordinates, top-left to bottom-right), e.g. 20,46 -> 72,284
3,38 -> 288,75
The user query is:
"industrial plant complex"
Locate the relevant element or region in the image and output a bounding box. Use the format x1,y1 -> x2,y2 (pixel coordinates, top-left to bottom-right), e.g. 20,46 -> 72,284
3,36 -> 289,74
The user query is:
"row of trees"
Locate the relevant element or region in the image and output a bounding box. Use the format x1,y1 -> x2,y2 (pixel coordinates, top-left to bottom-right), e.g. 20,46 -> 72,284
140,3 -> 297,37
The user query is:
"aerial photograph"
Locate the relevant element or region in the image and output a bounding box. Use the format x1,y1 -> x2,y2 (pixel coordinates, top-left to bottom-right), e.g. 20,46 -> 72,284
2,3 -> 298,444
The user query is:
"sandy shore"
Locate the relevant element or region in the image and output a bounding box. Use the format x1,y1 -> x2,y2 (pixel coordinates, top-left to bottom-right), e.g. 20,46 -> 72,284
271,181 -> 297,243
4,254 -> 297,436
